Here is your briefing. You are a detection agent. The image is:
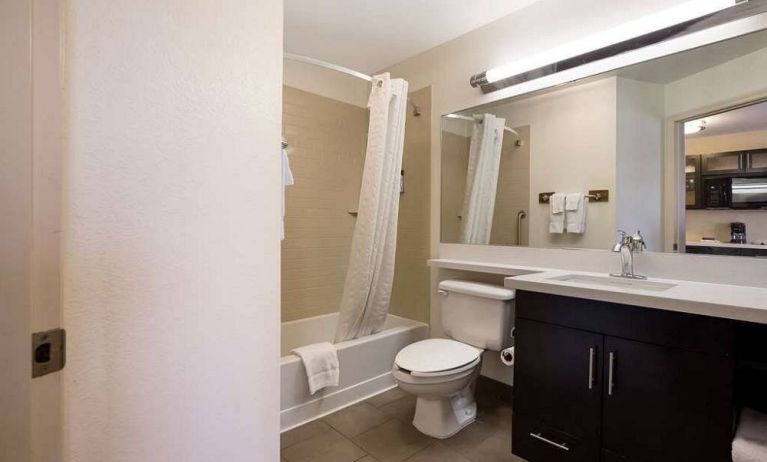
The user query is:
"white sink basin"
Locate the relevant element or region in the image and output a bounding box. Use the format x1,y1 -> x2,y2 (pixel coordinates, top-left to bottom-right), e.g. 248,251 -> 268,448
548,274 -> 677,292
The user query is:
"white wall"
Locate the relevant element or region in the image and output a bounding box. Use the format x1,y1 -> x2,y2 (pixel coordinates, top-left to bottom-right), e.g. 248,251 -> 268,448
492,77 -> 618,250
62,1 -> 282,461
616,78 -> 664,251
284,60 -> 370,107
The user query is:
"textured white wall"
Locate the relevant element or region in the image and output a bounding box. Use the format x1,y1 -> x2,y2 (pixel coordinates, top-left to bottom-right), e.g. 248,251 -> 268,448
62,1 -> 282,461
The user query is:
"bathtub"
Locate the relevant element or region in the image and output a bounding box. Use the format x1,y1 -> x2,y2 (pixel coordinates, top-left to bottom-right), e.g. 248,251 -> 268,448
280,312 -> 428,431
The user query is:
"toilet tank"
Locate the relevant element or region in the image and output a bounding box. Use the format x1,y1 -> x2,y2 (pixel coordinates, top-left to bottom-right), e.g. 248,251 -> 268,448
438,280 -> 515,351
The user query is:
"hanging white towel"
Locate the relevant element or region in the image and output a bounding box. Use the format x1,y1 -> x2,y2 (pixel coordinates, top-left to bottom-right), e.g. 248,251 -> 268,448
281,144 -> 294,240
292,342 -> 339,395
565,192 -> 586,234
733,408 -> 767,462
549,193 -> 566,234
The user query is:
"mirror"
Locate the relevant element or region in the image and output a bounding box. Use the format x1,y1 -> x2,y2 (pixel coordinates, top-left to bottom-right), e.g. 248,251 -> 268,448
441,28 -> 767,257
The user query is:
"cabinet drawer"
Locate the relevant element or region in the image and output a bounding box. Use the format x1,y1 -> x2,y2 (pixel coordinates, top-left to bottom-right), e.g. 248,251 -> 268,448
513,414 -> 598,462
516,291 -> 733,355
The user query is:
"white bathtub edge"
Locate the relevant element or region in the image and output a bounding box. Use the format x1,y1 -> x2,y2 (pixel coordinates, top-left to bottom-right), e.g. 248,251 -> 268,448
280,371 -> 398,432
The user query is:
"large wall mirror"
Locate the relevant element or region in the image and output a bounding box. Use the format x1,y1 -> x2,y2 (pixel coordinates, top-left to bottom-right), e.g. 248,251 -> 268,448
441,25 -> 767,257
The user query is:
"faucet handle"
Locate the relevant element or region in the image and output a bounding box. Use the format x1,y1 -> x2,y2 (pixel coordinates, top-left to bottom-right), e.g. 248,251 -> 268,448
631,230 -> 647,253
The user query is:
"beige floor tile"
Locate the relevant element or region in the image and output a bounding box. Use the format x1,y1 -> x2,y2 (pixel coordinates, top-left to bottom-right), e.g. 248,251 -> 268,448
323,401 -> 390,438
353,419 -> 434,462
282,427 -> 366,462
465,429 -> 523,462
442,419 -> 497,456
404,442 -> 471,462
355,456 -> 381,462
477,400 -> 513,432
366,387 -> 408,408
378,395 -> 417,424
281,420 -> 334,449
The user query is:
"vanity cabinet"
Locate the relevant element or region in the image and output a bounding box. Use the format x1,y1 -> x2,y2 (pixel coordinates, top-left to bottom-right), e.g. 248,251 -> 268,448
512,291 -> 734,462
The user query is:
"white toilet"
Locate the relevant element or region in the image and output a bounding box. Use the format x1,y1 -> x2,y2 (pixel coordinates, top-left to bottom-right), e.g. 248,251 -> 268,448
392,280 -> 515,439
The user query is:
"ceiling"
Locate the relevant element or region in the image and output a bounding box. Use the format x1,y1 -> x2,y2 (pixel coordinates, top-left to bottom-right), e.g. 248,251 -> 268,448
284,0 -> 543,74
687,100 -> 767,138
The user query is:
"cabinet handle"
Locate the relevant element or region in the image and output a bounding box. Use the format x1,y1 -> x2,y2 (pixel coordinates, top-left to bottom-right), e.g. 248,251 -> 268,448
529,432 -> 570,451
588,347 -> 595,390
608,351 -> 616,396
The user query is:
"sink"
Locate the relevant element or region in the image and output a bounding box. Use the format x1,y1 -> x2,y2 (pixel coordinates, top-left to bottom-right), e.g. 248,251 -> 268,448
548,274 -> 677,292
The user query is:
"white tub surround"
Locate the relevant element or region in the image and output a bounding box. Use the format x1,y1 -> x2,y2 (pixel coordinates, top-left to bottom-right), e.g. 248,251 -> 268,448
281,313 -> 427,431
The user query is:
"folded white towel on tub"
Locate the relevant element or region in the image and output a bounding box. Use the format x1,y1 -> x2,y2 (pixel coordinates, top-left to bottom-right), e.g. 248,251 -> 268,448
733,408 -> 767,462
292,342 -> 339,395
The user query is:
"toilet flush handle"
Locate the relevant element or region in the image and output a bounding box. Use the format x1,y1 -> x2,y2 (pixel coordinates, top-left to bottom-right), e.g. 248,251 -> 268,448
437,289 -> 448,296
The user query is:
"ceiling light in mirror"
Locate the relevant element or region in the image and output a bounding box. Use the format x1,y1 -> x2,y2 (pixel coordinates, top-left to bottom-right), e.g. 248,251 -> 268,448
684,119 -> 707,135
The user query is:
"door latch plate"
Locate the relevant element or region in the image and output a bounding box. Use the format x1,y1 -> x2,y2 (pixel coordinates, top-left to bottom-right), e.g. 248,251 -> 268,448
32,328 -> 65,378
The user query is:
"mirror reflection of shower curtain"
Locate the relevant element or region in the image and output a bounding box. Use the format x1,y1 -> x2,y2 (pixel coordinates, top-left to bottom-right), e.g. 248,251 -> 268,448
460,114 -> 505,244
335,73 -> 409,342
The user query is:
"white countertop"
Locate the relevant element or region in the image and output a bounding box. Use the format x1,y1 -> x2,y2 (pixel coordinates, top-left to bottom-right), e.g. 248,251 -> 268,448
428,258 -> 767,325
686,241 -> 767,250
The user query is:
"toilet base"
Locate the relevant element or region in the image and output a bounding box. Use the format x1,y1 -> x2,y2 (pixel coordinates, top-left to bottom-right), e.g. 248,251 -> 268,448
412,388 -> 477,439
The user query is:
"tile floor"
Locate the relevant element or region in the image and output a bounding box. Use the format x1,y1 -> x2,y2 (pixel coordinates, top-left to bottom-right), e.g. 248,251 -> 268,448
280,386 -> 526,462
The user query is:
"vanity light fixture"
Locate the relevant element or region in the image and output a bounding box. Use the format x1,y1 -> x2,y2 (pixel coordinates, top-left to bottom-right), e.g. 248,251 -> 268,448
471,0 -> 749,93
685,119 -> 707,135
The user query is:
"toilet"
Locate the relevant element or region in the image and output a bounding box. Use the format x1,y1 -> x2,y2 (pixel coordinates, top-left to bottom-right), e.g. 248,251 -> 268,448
392,280 -> 515,439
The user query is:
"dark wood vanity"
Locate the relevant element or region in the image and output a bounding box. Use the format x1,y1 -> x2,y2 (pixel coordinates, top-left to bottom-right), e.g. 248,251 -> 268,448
512,290 -> 767,462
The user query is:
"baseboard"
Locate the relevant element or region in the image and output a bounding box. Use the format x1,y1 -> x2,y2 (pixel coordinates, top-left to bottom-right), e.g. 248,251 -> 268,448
280,371 -> 396,432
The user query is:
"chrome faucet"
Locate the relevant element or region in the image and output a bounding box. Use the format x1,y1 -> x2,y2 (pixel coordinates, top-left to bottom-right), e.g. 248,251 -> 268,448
610,230 -> 647,280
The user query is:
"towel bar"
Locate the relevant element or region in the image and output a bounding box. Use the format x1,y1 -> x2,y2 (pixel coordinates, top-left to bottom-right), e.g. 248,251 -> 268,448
539,190 -> 609,204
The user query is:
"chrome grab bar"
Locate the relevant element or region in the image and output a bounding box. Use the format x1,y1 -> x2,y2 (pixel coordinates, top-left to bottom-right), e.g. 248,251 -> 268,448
529,432 -> 570,451
516,209 -> 527,245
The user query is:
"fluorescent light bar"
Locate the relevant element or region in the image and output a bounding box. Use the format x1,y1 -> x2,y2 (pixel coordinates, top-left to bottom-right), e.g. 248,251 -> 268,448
483,0 -> 744,85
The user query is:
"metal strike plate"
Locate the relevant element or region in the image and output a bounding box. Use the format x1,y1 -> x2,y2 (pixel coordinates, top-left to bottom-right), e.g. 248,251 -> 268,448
32,328 -> 65,378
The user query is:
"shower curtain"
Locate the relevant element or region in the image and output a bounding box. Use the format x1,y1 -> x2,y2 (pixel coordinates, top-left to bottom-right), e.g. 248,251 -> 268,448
460,114 -> 506,245
334,73 -> 409,342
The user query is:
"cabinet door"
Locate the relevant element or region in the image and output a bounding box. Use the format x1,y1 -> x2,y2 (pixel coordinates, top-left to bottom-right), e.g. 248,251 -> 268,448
513,319 -> 602,462
746,149 -> 767,173
601,337 -> 733,462
702,151 -> 743,175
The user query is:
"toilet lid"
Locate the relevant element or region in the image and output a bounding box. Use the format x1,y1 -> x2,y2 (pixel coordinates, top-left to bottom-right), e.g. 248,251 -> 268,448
395,339 -> 481,375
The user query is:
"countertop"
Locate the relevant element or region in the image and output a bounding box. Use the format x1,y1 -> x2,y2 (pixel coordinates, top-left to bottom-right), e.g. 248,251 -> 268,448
428,258 -> 767,325
687,241 -> 767,250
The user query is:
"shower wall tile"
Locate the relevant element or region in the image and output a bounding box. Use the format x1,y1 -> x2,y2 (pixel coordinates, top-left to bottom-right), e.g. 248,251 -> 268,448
281,85 -> 432,324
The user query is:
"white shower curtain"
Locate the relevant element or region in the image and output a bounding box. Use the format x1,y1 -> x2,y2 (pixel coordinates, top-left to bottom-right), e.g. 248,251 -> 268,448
334,73 -> 409,342
460,114 -> 506,245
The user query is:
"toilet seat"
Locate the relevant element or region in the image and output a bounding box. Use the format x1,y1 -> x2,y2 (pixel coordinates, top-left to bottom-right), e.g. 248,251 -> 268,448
395,338 -> 482,378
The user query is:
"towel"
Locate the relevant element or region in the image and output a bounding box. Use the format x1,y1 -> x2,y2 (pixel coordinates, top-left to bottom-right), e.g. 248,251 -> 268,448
292,342 -> 339,395
281,145 -> 294,240
565,192 -> 586,234
733,408 -> 767,462
548,193 -> 566,234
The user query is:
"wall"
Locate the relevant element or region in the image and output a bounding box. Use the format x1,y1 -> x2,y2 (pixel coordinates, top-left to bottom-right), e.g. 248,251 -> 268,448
284,60 -> 370,108
281,86 -> 369,322
492,78 -> 618,250
616,78 -> 664,251
0,1 -> 33,460
62,1 -> 282,461
686,129 -> 767,243
390,87 -> 432,323
490,126 -> 530,246
440,131 -> 470,243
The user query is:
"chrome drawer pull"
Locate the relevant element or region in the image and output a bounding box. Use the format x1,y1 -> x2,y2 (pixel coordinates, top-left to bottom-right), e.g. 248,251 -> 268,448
529,432 -> 570,451
608,351 -> 616,396
588,347 -> 595,390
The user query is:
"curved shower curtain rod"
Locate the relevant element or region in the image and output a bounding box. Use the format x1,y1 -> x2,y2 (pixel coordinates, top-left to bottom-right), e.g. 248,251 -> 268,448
284,52 -> 421,116
445,113 -> 523,146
